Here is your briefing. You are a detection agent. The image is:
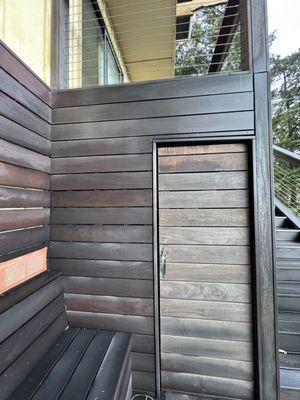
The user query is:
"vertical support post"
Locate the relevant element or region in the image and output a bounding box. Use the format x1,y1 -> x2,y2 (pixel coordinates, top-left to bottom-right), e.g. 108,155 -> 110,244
51,0 -> 70,89
249,0 -> 279,399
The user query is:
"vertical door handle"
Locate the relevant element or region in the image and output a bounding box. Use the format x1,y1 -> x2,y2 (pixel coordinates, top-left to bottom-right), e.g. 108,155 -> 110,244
161,245 -> 168,279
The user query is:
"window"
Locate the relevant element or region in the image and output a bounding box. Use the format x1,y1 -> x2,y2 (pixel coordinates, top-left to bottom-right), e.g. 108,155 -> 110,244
68,0 -> 123,88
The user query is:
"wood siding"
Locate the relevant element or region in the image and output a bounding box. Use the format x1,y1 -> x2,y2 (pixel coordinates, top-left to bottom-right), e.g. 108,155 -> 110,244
50,73 -> 254,393
158,143 -> 254,399
0,42 -> 51,259
0,273 -> 67,400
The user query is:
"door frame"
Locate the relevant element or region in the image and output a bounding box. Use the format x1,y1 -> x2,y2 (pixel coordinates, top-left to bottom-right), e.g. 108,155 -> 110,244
152,135 -> 278,399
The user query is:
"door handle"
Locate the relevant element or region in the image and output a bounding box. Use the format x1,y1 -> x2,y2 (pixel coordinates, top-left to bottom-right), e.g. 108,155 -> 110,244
161,245 -> 168,279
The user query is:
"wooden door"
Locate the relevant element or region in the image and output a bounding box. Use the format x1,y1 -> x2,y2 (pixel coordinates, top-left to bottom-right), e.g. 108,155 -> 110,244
157,143 -> 254,400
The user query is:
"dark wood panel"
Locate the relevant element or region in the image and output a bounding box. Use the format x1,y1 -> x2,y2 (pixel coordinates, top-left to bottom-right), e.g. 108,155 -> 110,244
67,310 -> 154,335
0,91 -> 51,139
161,263 -> 251,284
53,73 -> 253,107
132,352 -> 155,373
159,190 -> 249,209
52,154 -> 152,174
50,242 -> 153,261
165,244 -> 250,264
0,68 -> 51,122
0,115 -> 50,155
160,299 -> 252,322
158,143 -> 247,156
0,139 -> 50,172
0,162 -> 50,189
0,42 -> 51,105
52,112 -> 254,141
161,317 -> 252,341
52,172 -> 152,190
160,281 -> 251,303
51,225 -> 152,243
0,187 -> 50,208
50,259 -> 153,280
158,152 -> 247,173
161,335 -> 253,361
132,371 -> 156,392
65,293 -> 153,317
53,92 -> 253,124
161,353 -> 253,382
0,313 -> 68,400
0,226 -> 49,256
0,277 -> 63,343
161,371 -> 253,399
52,190 -> 152,208
51,207 -> 152,225
160,227 -> 250,245
159,171 -> 248,191
131,334 -> 155,354
159,208 -> 249,227
0,295 -> 65,374
52,136 -> 151,157
63,276 -> 153,298
0,209 -> 50,231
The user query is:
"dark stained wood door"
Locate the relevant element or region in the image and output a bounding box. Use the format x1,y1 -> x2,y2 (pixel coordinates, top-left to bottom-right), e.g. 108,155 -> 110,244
157,143 -> 254,399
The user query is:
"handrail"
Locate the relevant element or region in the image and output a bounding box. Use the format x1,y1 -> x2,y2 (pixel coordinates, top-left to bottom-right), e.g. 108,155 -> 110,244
273,145 -> 300,166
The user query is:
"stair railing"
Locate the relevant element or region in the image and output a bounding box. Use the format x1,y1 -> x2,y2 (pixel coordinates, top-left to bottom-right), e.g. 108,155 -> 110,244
273,145 -> 300,217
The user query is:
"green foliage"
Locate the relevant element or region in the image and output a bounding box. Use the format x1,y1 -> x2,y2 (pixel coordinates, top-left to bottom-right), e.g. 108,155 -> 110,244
271,49 -> 300,152
175,5 -> 241,76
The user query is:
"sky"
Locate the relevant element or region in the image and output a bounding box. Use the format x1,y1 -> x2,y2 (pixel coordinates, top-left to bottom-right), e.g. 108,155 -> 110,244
267,0 -> 300,56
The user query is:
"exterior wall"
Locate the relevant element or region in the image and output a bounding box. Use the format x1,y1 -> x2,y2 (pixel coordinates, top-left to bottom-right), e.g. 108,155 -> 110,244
0,41 -> 51,260
50,73 -> 255,394
0,0 -> 51,85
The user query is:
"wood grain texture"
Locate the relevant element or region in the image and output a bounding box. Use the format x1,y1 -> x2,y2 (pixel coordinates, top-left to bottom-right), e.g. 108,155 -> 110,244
0,226 -> 49,256
52,190 -> 152,208
0,209 -> 50,232
0,187 -> 50,208
0,162 -> 50,189
53,92 -> 253,124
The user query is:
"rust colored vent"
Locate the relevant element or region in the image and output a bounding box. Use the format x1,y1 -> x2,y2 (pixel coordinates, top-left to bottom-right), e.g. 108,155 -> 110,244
0,247 -> 47,295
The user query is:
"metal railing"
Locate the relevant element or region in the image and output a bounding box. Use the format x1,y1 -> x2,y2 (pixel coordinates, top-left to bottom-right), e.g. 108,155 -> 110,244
273,145 -> 300,217
62,0 -> 249,89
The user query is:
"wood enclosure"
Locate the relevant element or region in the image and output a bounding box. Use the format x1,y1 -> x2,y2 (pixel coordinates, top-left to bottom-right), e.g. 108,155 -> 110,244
0,0 -> 279,398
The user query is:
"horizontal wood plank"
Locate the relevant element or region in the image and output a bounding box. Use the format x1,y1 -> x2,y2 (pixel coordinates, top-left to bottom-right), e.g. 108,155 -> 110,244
161,298 -> 252,322
0,115 -> 51,155
53,73 -> 253,107
65,293 -> 153,316
0,162 -> 50,189
52,190 -> 152,208
52,112 -> 254,141
63,276 -> 153,298
160,281 -> 251,303
51,208 -> 152,225
0,91 -> 51,139
0,139 -> 50,173
50,242 -> 153,261
50,259 -> 153,280
158,143 -> 247,156
159,171 -> 248,191
53,92 -> 253,124
0,226 -> 49,256
159,190 -> 249,209
67,310 -> 154,335
159,208 -> 249,227
0,209 -> 50,231
51,172 -> 152,190
51,154 -> 152,174
0,187 -> 50,208
51,225 -> 152,243
160,227 -> 250,245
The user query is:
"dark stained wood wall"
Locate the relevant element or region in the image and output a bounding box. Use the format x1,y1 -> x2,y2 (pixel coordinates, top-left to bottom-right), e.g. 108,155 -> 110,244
0,41 -> 51,259
0,273 -> 67,400
50,73 -> 254,393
